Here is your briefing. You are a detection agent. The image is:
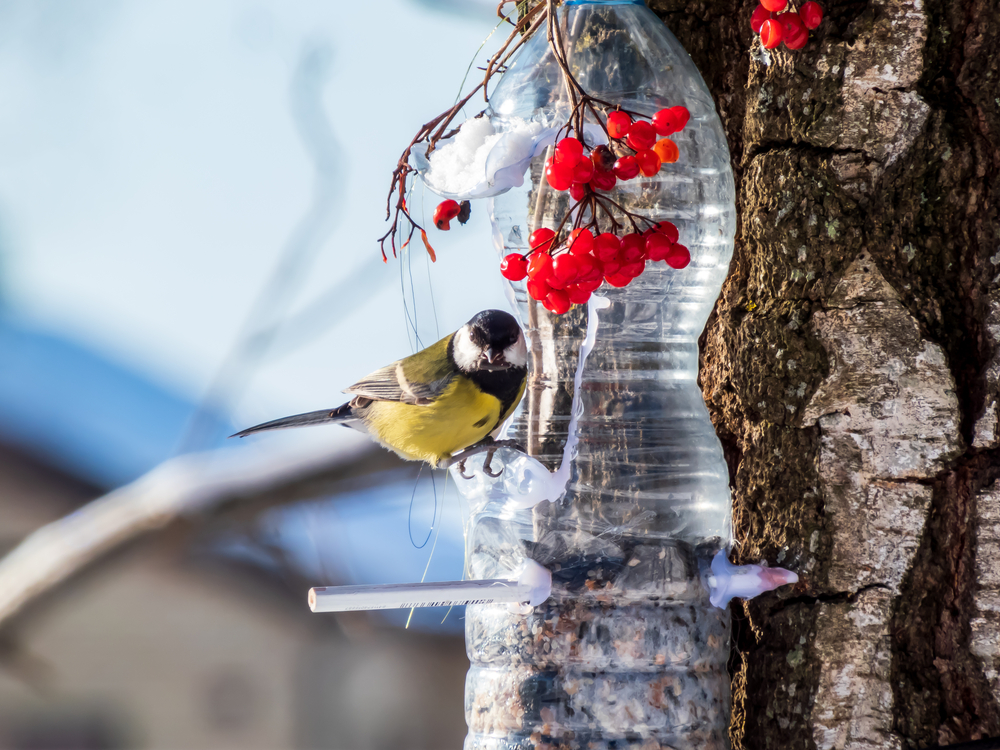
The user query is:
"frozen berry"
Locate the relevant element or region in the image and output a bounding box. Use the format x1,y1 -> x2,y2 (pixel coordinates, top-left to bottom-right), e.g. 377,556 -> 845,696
591,145 -> 616,172
625,120 -> 656,151
555,137 -> 584,166
750,4 -> 773,33
433,199 -> 461,230
760,18 -> 784,48
590,169 -> 617,191
529,228 -> 556,252
613,155 -> 640,181
665,243 -> 691,269
544,289 -> 571,314
500,253 -> 529,281
652,138 -> 679,164
635,149 -> 661,176
594,233 -> 622,261
607,110 -> 632,139
569,228 -> 595,256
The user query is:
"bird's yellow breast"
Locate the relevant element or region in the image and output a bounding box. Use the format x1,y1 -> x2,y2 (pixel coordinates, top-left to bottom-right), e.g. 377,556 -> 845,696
359,376 -> 507,466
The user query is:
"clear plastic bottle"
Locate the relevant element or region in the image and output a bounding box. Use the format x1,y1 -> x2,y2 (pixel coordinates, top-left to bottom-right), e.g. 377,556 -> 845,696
457,2 -> 737,749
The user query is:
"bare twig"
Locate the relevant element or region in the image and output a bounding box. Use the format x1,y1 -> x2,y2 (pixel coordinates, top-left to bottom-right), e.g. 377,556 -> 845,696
0,442 -> 391,631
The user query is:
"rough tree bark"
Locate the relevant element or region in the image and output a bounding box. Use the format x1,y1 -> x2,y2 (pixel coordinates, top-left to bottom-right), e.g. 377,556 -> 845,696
643,0 -> 1000,746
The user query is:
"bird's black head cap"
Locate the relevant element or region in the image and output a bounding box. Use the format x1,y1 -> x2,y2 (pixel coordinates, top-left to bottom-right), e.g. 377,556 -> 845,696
466,309 -> 521,350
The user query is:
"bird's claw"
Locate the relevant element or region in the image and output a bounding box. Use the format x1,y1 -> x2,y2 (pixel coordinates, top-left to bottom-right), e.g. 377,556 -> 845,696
482,448 -> 503,478
458,459 -> 475,480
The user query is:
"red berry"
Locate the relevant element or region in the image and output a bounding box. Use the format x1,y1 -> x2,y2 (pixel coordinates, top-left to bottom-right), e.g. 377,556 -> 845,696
565,284 -> 592,305
545,161 -> 574,191
578,276 -> 604,294
668,106 -> 690,131
529,228 -> 556,252
569,228 -> 595,256
652,138 -> 680,164
645,234 -> 673,261
750,4 -> 772,33
635,149 -> 661,177
613,155 -> 640,180
665,243 -> 691,269
625,120 -> 657,151
552,253 -> 582,283
594,233 -> 622,261
784,28 -> 809,49
590,169 -> 617,191
570,182 -> 587,201
528,252 -> 554,282
526,277 -> 550,301
604,272 -> 632,288
601,257 -> 622,276
623,260 -> 646,279
760,18 -> 784,48
573,156 -> 595,183
761,0 -> 787,11
500,253 -> 529,281
544,289 -> 572,315
575,254 -> 601,282
651,220 -> 679,243
652,106 -> 691,136
607,110 -> 632,139
779,12 -> 808,47
620,233 -> 645,262
800,1 -> 823,29
555,137 -> 584,166
433,199 -> 461,230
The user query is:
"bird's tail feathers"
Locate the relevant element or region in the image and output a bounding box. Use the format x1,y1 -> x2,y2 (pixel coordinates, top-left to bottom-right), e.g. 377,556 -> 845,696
231,402 -> 353,438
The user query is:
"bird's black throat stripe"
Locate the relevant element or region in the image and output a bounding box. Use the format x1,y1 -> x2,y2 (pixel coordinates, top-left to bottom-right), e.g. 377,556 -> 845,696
466,367 -> 527,427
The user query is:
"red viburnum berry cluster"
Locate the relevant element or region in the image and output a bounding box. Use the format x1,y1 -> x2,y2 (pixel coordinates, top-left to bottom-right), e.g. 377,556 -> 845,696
496,104 -> 692,315
499,221 -> 690,315
751,0 -> 823,50
541,106 -> 688,197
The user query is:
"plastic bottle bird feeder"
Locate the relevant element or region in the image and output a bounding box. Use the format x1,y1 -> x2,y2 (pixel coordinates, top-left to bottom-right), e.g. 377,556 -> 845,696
307,1 -> 797,747
445,2 -> 794,748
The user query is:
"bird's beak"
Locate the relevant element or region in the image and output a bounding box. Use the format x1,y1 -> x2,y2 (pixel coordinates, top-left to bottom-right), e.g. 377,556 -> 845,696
485,347 -> 499,363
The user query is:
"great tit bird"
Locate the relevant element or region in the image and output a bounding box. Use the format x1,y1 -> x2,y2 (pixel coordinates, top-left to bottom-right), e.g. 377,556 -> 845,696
233,310 -> 528,468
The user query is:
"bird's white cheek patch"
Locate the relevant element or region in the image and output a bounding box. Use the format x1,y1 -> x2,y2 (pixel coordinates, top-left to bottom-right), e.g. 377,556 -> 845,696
453,326 -> 482,372
505,335 -> 527,367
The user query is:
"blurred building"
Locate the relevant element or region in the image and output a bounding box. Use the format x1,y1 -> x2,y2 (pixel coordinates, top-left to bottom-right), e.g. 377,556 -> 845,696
0,317 -> 469,750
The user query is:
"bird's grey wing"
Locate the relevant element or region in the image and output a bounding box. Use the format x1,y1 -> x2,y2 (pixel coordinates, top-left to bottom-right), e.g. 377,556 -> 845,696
343,362 -> 454,406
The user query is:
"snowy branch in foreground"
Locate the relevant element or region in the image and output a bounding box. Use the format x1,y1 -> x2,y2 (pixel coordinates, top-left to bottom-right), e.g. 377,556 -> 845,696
0,441 -> 378,629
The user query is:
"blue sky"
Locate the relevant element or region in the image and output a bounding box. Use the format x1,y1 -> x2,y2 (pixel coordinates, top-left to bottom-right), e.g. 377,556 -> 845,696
0,0 -> 511,460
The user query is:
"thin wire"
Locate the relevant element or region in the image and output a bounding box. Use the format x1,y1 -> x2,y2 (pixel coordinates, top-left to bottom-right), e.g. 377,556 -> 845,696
454,12 -> 515,107
406,469 -> 446,629
407,464 -> 437,549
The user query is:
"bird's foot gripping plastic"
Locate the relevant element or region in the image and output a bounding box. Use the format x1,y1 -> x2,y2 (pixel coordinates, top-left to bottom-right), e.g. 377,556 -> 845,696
706,551 -> 799,609
441,438 -> 527,478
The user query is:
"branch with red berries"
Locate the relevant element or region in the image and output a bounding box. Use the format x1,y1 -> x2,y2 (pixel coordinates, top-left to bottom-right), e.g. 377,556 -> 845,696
751,0 -> 823,50
377,1 -> 548,262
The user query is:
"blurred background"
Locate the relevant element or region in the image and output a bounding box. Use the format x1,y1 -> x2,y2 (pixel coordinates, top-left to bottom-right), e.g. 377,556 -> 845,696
0,0 -> 514,747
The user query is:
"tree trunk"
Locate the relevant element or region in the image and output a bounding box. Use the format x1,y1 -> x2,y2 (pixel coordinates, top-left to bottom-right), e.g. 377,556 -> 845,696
645,0 -> 1000,746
